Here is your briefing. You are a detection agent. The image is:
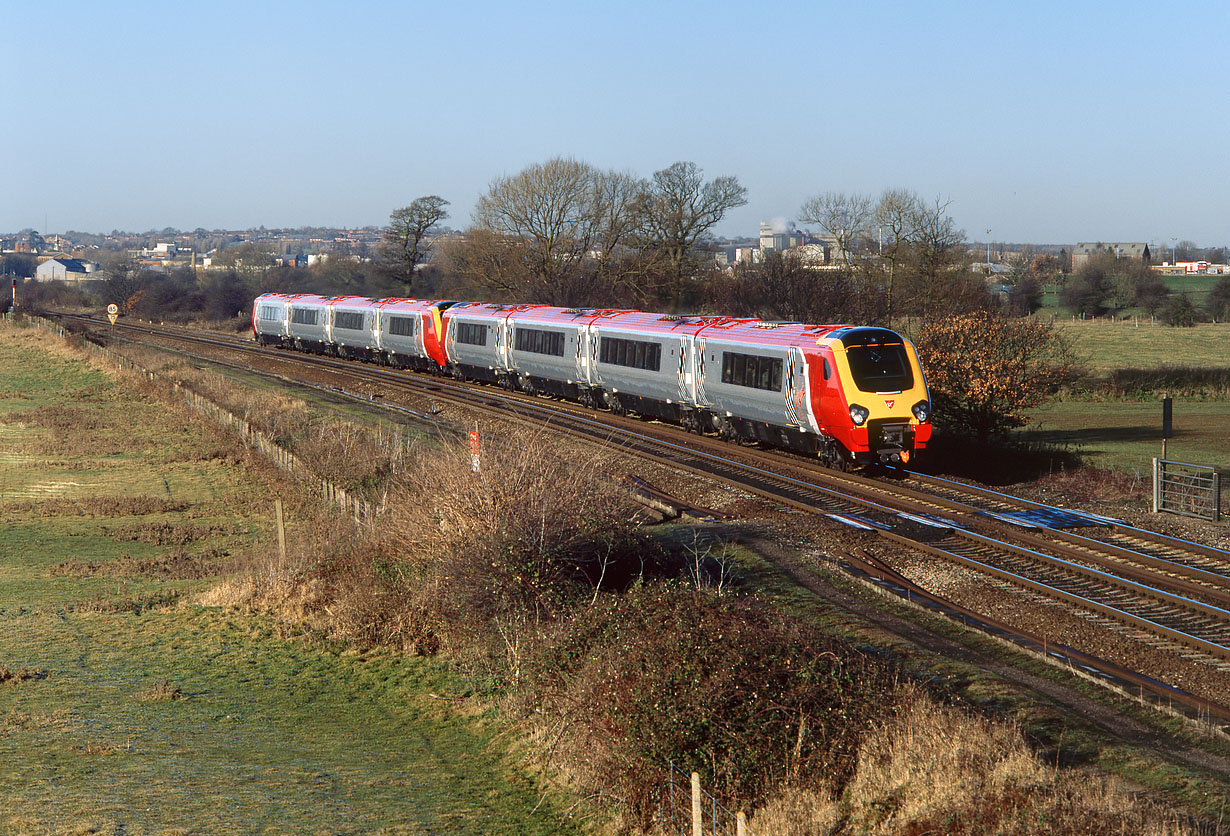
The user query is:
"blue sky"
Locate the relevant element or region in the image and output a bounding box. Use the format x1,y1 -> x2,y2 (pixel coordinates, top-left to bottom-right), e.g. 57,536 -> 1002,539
7,0 -> 1230,246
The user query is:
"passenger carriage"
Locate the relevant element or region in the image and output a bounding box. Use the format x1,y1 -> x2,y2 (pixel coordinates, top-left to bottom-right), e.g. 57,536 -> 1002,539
373,298 -> 454,371
253,294 -> 932,466
327,296 -> 380,360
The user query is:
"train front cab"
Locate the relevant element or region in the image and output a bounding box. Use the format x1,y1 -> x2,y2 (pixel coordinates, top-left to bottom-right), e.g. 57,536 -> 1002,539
817,327 -> 932,466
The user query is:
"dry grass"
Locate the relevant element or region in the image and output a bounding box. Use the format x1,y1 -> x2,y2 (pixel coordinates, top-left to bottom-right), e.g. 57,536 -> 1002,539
0,665 -> 46,685
2,496 -> 192,517
54,548 -> 224,580
748,688 -> 1198,836
1027,465 -> 1149,506
101,521 -> 240,546
133,680 -> 185,702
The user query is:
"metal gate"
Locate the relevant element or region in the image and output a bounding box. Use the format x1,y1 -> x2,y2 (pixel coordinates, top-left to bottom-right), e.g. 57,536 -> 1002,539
1153,458 -> 1222,522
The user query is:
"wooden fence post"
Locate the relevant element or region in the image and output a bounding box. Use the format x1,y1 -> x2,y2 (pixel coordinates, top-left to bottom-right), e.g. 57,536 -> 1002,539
691,772 -> 702,836
275,498 -> 287,565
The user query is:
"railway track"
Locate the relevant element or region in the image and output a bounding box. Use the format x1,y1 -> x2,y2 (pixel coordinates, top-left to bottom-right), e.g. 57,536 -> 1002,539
55,313 -> 1230,726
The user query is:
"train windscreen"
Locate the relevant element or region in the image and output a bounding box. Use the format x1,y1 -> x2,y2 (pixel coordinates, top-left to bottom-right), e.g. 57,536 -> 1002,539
844,341 -> 914,392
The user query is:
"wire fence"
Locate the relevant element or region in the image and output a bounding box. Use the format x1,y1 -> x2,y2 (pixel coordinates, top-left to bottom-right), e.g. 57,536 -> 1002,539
655,763 -> 752,836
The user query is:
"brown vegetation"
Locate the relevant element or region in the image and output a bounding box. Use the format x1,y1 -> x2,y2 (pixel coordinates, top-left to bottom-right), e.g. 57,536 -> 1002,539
0,666 -> 46,685
914,312 -> 1084,441
748,690 -> 1195,836
134,680 -> 185,702
4,496 -> 192,517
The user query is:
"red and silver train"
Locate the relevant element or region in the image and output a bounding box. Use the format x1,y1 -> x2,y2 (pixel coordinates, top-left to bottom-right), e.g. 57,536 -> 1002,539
252,293 -> 933,467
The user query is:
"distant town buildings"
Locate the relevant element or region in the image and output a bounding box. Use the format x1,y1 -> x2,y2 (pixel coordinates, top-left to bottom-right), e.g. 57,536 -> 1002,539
34,257 -> 100,282
1071,242 -> 1150,271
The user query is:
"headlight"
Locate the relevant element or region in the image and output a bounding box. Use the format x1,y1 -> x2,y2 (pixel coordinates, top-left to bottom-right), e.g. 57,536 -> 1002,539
912,400 -> 930,423
849,404 -> 870,426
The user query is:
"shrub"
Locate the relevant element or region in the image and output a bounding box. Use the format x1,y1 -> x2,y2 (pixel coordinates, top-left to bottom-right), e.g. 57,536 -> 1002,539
528,586 -> 902,824
1103,366 -> 1230,398
380,432 -> 654,676
1162,293 -> 1201,327
914,312 -> 1083,441
835,689 -> 1195,835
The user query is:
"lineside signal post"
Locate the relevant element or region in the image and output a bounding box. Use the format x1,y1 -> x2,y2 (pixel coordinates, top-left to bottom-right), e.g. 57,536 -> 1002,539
469,430 -> 481,473
1161,394 -> 1172,460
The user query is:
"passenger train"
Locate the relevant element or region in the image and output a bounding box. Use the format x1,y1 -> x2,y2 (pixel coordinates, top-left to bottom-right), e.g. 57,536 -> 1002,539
252,293 -> 933,467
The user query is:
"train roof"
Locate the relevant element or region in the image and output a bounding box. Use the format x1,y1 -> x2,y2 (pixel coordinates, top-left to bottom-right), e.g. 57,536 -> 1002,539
255,295 -> 907,348
441,303 -> 902,347
255,294 -> 453,314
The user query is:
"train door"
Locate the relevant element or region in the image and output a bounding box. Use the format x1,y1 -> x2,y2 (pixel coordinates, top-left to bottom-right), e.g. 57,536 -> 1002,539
577,325 -> 593,385
690,336 -> 709,407
496,316 -> 514,372
677,335 -> 695,405
784,346 -> 808,429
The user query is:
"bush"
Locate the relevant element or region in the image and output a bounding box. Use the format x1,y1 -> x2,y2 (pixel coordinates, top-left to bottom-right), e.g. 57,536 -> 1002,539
380,433 -> 656,676
1103,366 -> 1230,399
1162,293 -> 1201,327
914,312 -> 1083,441
529,586 -> 902,824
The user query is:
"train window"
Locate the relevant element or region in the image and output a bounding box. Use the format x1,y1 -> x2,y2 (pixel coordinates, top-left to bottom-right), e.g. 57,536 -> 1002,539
290,308 -> 319,326
515,327 -> 565,357
599,337 -> 662,371
388,316 -> 416,337
334,310 -> 365,331
823,358 -> 831,381
846,344 -> 913,392
721,352 -> 783,391
258,306 -> 280,321
455,322 -> 487,346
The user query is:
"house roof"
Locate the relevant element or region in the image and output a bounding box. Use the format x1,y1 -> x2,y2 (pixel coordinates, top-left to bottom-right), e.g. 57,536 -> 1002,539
44,257 -> 90,272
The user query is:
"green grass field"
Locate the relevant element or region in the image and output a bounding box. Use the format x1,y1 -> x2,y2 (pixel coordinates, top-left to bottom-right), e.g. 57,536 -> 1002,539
1049,319 -> 1230,374
1012,320 -> 1230,473
0,323 -> 580,835
1021,399 -> 1226,476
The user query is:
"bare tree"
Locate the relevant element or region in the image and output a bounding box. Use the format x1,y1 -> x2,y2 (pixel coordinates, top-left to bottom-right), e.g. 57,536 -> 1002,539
631,161 -> 748,279
472,158 -> 603,303
590,168 -> 643,265
381,195 -> 450,295
906,195 -> 969,315
873,187 -> 920,321
468,158 -> 643,305
798,191 -> 874,266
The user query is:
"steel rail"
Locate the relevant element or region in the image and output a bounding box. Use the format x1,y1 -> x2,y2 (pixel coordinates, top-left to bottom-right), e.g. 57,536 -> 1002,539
877,530 -> 1230,661
842,550 -> 1230,725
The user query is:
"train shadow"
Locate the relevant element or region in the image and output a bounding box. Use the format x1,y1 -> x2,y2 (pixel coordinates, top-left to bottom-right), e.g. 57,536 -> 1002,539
911,433 -> 1084,486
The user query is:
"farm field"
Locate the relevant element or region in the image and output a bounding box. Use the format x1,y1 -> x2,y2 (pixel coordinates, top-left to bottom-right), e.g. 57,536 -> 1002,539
1040,271 -> 1224,315
1016,320 -> 1229,474
0,323 -> 578,835
1020,399 -> 1228,476
1051,319 -> 1229,373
